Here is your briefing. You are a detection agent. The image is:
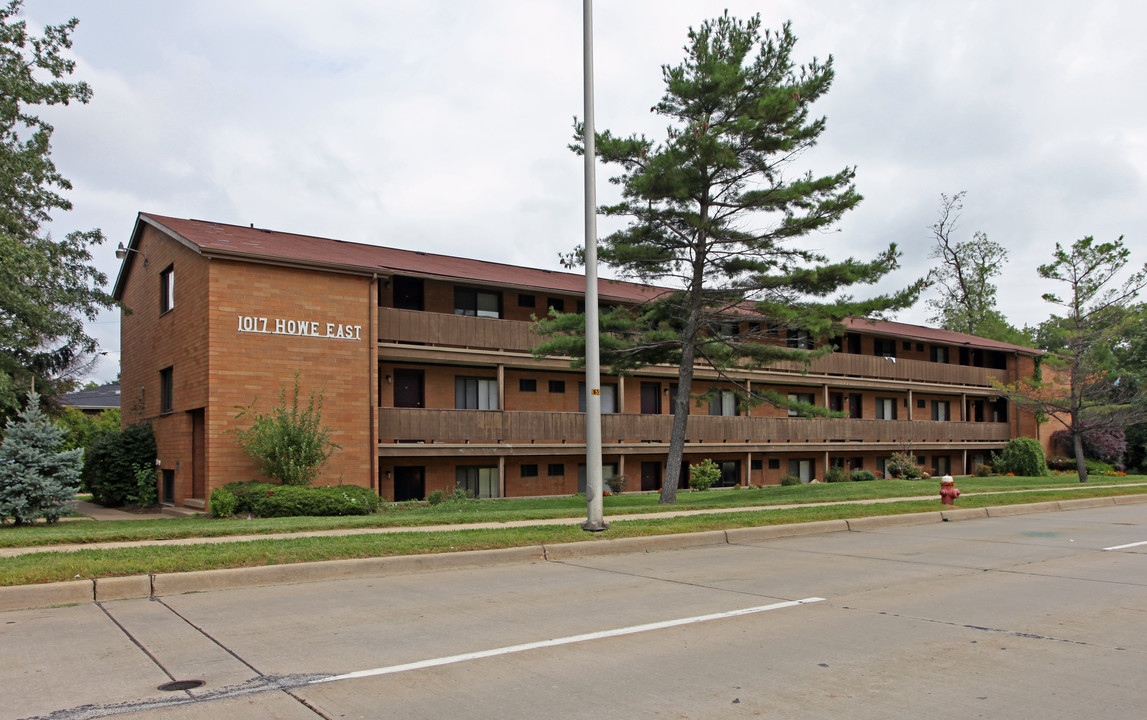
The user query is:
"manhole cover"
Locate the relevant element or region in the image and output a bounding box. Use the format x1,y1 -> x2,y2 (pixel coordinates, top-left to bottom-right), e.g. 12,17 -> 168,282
158,680 -> 205,692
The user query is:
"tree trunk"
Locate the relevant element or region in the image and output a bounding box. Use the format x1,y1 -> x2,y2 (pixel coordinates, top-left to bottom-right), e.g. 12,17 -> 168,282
1073,431 -> 1088,483
659,352 -> 696,504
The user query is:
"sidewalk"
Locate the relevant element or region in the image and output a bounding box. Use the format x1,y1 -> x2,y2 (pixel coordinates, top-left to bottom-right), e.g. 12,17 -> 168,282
5,483 -> 1144,559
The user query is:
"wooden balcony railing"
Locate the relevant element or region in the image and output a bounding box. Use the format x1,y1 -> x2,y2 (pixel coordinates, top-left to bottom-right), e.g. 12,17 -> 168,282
378,407 -> 1012,445
377,307 -> 1011,387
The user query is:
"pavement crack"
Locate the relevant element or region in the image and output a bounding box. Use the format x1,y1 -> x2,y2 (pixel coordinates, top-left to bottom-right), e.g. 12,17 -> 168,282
94,602 -> 182,691
548,559 -> 792,601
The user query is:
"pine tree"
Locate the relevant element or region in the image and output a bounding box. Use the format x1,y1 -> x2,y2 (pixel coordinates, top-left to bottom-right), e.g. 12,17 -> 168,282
0,391 -> 83,524
538,14 -> 921,503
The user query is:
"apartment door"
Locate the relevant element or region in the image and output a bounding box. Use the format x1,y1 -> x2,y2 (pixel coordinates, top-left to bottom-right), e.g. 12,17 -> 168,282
393,466 -> 425,502
393,369 -> 425,408
788,459 -> 814,483
640,382 -> 662,414
190,408 -> 205,500
641,461 -> 661,491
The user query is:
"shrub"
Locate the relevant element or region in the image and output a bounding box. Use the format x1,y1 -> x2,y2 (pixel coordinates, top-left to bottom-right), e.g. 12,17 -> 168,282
447,487 -> 473,503
1085,458 -> 1114,475
779,474 -> 802,486
825,466 -> 850,483
221,481 -> 278,515
126,464 -> 159,507
232,373 -> 340,486
991,437 -> 1048,477
975,463 -> 993,477
0,392 -> 83,525
850,469 -> 877,482
605,473 -> 628,495
1050,427 -> 1128,464
1046,456 -> 1075,472
250,484 -> 381,517
209,487 -> 238,518
427,490 -> 446,505
57,407 -> 120,456
83,422 -> 156,507
886,452 -> 924,479
688,459 -> 720,491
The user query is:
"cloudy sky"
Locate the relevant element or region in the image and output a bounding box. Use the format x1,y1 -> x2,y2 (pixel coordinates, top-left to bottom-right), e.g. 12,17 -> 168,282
24,0 -> 1147,384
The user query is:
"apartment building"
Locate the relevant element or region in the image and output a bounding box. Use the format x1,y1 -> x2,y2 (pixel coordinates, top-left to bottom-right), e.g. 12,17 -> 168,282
114,213 -> 1043,509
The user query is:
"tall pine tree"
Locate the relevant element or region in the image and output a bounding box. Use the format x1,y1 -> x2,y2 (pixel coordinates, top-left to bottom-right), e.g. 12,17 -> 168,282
538,14 -> 920,503
0,390 -> 83,524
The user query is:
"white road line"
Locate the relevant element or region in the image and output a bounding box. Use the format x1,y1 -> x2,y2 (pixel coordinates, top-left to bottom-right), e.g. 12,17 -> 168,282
1104,540 -> 1147,551
312,597 -> 825,685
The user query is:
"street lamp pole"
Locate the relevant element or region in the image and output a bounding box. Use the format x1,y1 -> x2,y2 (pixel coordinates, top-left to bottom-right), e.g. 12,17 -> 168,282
581,0 -> 607,532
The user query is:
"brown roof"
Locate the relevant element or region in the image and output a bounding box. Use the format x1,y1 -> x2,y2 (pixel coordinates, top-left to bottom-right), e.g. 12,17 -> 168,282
115,213 -> 1039,356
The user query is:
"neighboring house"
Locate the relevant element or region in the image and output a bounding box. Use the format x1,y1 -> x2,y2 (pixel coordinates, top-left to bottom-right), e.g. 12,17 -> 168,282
113,213 -> 1043,508
58,383 -> 121,416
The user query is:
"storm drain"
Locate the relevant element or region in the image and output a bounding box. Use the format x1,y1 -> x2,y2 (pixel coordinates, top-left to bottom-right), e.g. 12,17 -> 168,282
157,680 -> 205,692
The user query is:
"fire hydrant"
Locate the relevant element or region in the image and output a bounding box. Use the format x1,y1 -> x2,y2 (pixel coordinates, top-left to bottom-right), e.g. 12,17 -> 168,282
939,475 -> 960,505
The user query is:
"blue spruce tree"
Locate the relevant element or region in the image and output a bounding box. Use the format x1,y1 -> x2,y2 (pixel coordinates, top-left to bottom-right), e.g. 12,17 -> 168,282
0,392 -> 83,524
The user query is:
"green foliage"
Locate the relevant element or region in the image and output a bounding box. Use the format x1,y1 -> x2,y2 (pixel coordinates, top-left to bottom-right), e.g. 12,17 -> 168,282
779,474 -> 802,486
220,481 -> 276,515
55,407 -> 120,453
825,466 -> 850,483
687,459 -> 720,492
975,463 -> 993,477
0,2 -> 115,419
126,464 -> 158,507
604,474 -> 628,495
208,487 -> 237,518
0,391 -> 82,524
82,422 -> 156,506
991,438 -> 1049,477
850,469 -> 877,482
886,452 -> 924,479
539,13 -> 923,505
249,485 -> 380,518
427,490 -> 446,506
1084,459 -> 1114,475
232,373 -> 340,486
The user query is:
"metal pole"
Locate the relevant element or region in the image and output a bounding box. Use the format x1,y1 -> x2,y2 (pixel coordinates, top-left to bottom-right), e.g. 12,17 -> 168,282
581,0 -> 607,532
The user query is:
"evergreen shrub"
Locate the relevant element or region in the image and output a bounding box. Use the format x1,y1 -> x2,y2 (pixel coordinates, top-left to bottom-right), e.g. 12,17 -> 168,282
975,463 -> 993,477
0,393 -> 83,525
779,474 -> 801,486
209,487 -> 238,518
249,484 -> 380,517
825,466 -> 850,483
991,437 -> 1048,477
850,469 -> 877,482
82,422 -> 156,507
427,490 -> 446,505
886,452 -> 924,479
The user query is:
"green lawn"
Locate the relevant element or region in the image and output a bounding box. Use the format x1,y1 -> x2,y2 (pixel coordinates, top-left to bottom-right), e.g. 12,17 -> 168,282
2,483 -> 1144,586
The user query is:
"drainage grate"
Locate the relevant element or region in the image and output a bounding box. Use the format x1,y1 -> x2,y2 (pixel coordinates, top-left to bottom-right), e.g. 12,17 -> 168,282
157,680 -> 205,692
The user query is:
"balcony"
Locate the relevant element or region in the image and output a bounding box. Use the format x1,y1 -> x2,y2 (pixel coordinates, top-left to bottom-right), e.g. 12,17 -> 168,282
378,407 -> 1012,446
377,307 -> 1011,387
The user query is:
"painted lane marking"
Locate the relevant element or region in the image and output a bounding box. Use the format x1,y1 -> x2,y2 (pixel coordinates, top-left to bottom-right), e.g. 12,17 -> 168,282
1104,540 -> 1147,551
312,597 -> 825,685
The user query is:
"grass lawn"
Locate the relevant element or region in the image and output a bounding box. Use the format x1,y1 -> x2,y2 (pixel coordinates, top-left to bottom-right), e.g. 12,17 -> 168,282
1,484 -> 1144,586
1,474 -> 1143,551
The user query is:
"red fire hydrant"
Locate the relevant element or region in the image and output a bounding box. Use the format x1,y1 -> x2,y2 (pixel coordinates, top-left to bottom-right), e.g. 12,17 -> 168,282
940,475 -> 960,505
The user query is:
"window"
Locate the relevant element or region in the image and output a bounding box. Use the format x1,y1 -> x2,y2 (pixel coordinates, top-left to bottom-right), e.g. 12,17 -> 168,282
874,338 -> 896,357
578,462 -> 619,493
456,466 -> 498,499
788,459 -> 814,483
517,293 -> 536,308
716,460 -> 740,487
876,457 -> 889,477
640,382 -> 662,414
548,380 -> 566,394
787,392 -> 815,417
455,377 -> 498,410
931,345 -> 949,363
578,382 -> 617,413
160,265 -> 174,313
519,378 -> 537,393
916,343 -> 924,352
787,329 -> 812,349
520,464 -> 538,478
709,389 -> 738,416
848,393 -> 863,419
547,297 -> 565,313
160,366 -> 173,414
454,287 -> 501,318
875,396 -> 897,420
548,463 -> 565,477
931,400 -> 950,421
751,459 -> 763,471
902,341 -> 913,351
844,333 -> 862,354
917,398 -> 926,409
392,276 -> 424,310
768,459 -> 781,470
829,392 -> 843,412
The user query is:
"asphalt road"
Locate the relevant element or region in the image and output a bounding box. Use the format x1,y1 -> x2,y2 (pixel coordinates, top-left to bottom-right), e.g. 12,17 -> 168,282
3,504 -> 1145,719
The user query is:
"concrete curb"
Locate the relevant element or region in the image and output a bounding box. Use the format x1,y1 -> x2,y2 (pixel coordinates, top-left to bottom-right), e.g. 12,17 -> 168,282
3,496 -> 1145,612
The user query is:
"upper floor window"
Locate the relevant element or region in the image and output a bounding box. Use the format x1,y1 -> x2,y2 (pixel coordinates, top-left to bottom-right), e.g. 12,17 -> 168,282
454,287 -> 501,318
709,389 -> 738,416
547,297 -> 565,313
160,265 -> 174,314
787,329 -> 812,350
787,392 -> 815,417
517,293 -> 536,308
875,396 -> 898,420
931,400 -> 951,421
160,366 -> 174,414
578,382 -> 617,413
931,346 -> 949,363
874,338 -> 897,358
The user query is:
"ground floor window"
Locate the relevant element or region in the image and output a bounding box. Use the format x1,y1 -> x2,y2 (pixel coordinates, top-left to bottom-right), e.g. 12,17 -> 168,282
932,455 -> 951,476
788,459 -> 815,483
578,462 -> 619,494
456,466 -> 498,499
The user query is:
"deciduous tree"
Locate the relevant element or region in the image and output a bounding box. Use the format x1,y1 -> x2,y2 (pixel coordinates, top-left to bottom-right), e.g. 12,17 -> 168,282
538,14 -> 921,504
0,0 -> 114,421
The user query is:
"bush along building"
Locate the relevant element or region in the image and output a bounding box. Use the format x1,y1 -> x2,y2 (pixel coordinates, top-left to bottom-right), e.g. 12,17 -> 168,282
114,213 -> 1047,509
